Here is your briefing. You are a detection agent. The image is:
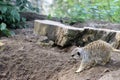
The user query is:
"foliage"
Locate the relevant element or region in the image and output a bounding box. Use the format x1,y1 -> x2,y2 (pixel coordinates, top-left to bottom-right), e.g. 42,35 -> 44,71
51,0 -> 120,23
0,0 -> 38,36
16,0 -> 39,12
0,22 -> 14,37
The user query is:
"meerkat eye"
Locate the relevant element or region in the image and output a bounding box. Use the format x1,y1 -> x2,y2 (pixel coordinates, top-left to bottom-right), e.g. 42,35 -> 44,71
77,52 -> 80,56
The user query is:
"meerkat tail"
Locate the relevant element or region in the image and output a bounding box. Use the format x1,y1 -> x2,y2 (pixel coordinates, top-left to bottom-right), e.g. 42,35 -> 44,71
112,48 -> 120,53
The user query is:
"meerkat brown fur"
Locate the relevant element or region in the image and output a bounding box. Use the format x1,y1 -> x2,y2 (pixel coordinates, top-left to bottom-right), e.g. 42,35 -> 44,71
71,40 -> 120,73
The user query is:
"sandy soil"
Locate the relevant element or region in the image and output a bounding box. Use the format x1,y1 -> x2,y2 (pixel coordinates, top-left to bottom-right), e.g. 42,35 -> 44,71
0,28 -> 74,80
0,22 -> 120,80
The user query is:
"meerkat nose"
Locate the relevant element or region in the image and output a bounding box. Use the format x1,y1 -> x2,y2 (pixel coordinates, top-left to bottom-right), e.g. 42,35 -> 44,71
71,54 -> 74,57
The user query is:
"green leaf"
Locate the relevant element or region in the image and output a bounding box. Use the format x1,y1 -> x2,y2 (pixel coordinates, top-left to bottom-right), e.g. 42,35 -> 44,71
0,6 -> 7,13
0,15 -> 2,20
1,29 -> 11,37
10,9 -> 20,21
0,23 -> 6,30
21,17 -> 26,22
47,14 -> 52,19
1,28 -> 15,37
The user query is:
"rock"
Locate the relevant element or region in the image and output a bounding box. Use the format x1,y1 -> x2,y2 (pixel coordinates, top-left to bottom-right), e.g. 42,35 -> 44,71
36,40 -> 54,47
99,69 -> 120,80
34,20 -> 119,47
0,42 -> 4,46
37,36 -> 48,42
49,40 -> 54,45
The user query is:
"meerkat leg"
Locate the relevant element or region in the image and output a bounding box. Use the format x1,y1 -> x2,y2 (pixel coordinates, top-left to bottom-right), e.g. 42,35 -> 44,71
75,61 -> 86,73
91,60 -> 96,67
76,60 -> 93,73
101,56 -> 110,65
101,55 -> 110,65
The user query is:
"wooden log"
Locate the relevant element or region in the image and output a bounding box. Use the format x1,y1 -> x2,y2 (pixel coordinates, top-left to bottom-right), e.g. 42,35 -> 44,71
34,20 -> 119,47
34,20 -> 83,46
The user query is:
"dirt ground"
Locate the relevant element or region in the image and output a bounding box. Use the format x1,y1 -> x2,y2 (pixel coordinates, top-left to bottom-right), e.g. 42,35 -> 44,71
0,28 -> 74,80
0,22 -> 120,80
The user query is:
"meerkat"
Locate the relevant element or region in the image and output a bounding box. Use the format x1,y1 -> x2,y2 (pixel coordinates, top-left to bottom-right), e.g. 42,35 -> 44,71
71,40 -> 120,73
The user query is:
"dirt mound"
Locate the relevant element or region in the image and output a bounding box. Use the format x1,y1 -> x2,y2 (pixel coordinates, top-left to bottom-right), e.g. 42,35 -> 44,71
0,27 -> 120,80
0,28 -> 74,80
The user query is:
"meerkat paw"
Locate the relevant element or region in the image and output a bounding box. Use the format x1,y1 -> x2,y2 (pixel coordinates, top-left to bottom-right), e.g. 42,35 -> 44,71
75,70 -> 81,73
75,69 -> 83,73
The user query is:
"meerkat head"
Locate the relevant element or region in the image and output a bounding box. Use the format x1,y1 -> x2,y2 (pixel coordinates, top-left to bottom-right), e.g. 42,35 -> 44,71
71,47 -> 82,60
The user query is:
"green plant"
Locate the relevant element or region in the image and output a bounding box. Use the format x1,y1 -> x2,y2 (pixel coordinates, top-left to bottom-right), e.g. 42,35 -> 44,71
0,1 -> 25,36
0,0 -> 38,36
0,23 -> 14,36
51,0 -> 120,23
16,0 -> 39,12
51,1 -> 86,24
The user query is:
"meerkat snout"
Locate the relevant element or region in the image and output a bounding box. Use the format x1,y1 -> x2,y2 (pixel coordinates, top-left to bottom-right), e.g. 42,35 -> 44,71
71,52 -> 80,57
71,54 -> 74,57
